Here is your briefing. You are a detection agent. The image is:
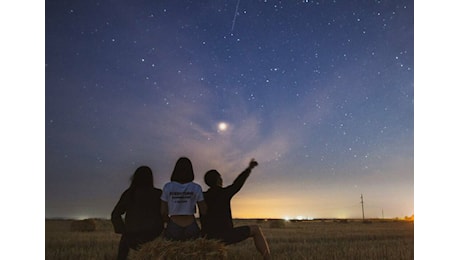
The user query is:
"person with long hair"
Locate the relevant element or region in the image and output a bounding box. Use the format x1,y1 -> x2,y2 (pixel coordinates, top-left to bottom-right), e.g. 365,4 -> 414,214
201,159 -> 271,259
160,157 -> 207,241
111,166 -> 163,260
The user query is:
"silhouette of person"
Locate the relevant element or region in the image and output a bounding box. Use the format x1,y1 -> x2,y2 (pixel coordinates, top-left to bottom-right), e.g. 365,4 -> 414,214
160,157 -> 207,241
201,159 -> 271,260
111,166 -> 164,260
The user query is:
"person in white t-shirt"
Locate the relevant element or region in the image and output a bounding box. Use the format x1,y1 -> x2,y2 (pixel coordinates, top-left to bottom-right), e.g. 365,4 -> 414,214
160,157 -> 207,241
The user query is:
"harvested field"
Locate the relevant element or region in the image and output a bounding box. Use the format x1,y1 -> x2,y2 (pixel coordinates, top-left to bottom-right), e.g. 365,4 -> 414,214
45,218 -> 413,259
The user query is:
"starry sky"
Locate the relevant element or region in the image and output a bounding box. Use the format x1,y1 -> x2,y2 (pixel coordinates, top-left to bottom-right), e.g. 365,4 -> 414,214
45,0 -> 413,219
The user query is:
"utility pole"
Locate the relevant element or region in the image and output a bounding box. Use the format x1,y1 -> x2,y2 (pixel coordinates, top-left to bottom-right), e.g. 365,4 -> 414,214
360,194 -> 365,222
382,209 -> 384,219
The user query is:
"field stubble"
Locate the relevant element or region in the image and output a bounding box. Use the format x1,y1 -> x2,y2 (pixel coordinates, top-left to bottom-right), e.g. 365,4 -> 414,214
46,219 -> 413,260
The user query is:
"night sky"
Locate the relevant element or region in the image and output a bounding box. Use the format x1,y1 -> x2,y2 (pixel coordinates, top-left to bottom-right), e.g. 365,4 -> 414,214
45,0 -> 414,219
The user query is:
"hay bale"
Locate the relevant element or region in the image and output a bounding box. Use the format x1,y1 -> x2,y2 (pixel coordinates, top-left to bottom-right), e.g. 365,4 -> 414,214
132,237 -> 227,260
268,219 -> 286,228
70,218 -> 97,232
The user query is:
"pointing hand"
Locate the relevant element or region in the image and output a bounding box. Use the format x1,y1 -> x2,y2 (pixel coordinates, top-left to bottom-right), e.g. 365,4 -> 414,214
249,158 -> 258,169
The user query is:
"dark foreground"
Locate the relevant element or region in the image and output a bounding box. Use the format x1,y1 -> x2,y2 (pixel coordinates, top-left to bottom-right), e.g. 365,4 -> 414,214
46,218 -> 413,259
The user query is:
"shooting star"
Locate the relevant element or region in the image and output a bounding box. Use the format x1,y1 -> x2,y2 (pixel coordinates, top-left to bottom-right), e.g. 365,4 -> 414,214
231,0 -> 241,32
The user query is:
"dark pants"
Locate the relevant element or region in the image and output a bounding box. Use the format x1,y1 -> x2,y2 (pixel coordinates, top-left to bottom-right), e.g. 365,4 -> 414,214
164,221 -> 200,241
117,229 -> 162,260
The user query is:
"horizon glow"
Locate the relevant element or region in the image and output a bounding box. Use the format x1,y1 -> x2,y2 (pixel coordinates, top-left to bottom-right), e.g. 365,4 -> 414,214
46,0 -> 413,220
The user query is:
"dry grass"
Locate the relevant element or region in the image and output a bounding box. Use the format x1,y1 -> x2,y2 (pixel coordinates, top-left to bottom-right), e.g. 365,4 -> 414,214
228,219 -> 414,260
45,218 -> 413,260
132,237 -> 227,260
46,219 -> 119,260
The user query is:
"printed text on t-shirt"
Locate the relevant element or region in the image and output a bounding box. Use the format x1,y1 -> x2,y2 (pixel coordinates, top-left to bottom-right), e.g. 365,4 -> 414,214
170,192 -> 193,203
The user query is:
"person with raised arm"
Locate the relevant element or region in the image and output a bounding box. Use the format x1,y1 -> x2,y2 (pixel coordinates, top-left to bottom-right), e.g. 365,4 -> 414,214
202,159 -> 271,260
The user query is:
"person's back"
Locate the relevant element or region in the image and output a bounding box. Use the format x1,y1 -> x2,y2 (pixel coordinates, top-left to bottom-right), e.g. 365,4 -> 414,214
201,159 -> 271,260
162,181 -> 204,217
121,187 -> 163,233
202,178 -> 242,235
160,157 -> 207,241
111,166 -> 164,260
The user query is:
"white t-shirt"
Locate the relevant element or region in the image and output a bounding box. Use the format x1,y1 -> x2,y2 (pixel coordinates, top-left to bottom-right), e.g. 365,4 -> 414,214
161,181 -> 204,215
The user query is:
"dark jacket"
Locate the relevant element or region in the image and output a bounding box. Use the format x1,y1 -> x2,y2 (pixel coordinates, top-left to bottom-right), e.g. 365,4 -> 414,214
111,187 -> 163,234
202,168 -> 251,236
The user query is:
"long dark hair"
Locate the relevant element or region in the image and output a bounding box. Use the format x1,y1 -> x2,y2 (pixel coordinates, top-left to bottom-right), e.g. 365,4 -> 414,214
129,166 -> 154,190
171,157 -> 194,183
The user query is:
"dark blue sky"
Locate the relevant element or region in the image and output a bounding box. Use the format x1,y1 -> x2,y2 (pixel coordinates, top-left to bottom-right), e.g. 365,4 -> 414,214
45,0 -> 413,219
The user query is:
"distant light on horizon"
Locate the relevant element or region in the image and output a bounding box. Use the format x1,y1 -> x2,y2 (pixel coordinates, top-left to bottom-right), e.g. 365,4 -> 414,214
45,0 -> 414,221
75,215 -> 91,220
282,216 -> 315,221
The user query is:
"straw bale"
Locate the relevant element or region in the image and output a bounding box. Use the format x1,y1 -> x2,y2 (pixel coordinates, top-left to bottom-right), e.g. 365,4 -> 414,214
133,237 -> 227,260
269,219 -> 286,228
70,218 -> 97,232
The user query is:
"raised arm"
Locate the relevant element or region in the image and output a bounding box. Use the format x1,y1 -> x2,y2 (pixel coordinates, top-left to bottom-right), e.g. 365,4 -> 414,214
228,159 -> 258,195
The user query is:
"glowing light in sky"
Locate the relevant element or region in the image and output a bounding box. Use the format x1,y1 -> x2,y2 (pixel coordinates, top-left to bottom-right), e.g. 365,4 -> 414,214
218,122 -> 228,132
45,1 -> 414,220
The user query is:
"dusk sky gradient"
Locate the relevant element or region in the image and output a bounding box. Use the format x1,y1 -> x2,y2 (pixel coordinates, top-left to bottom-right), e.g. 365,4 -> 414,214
45,0 -> 414,219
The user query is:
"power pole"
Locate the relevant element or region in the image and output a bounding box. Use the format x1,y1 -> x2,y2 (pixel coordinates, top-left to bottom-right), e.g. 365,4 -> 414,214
382,209 -> 384,219
360,194 -> 365,222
